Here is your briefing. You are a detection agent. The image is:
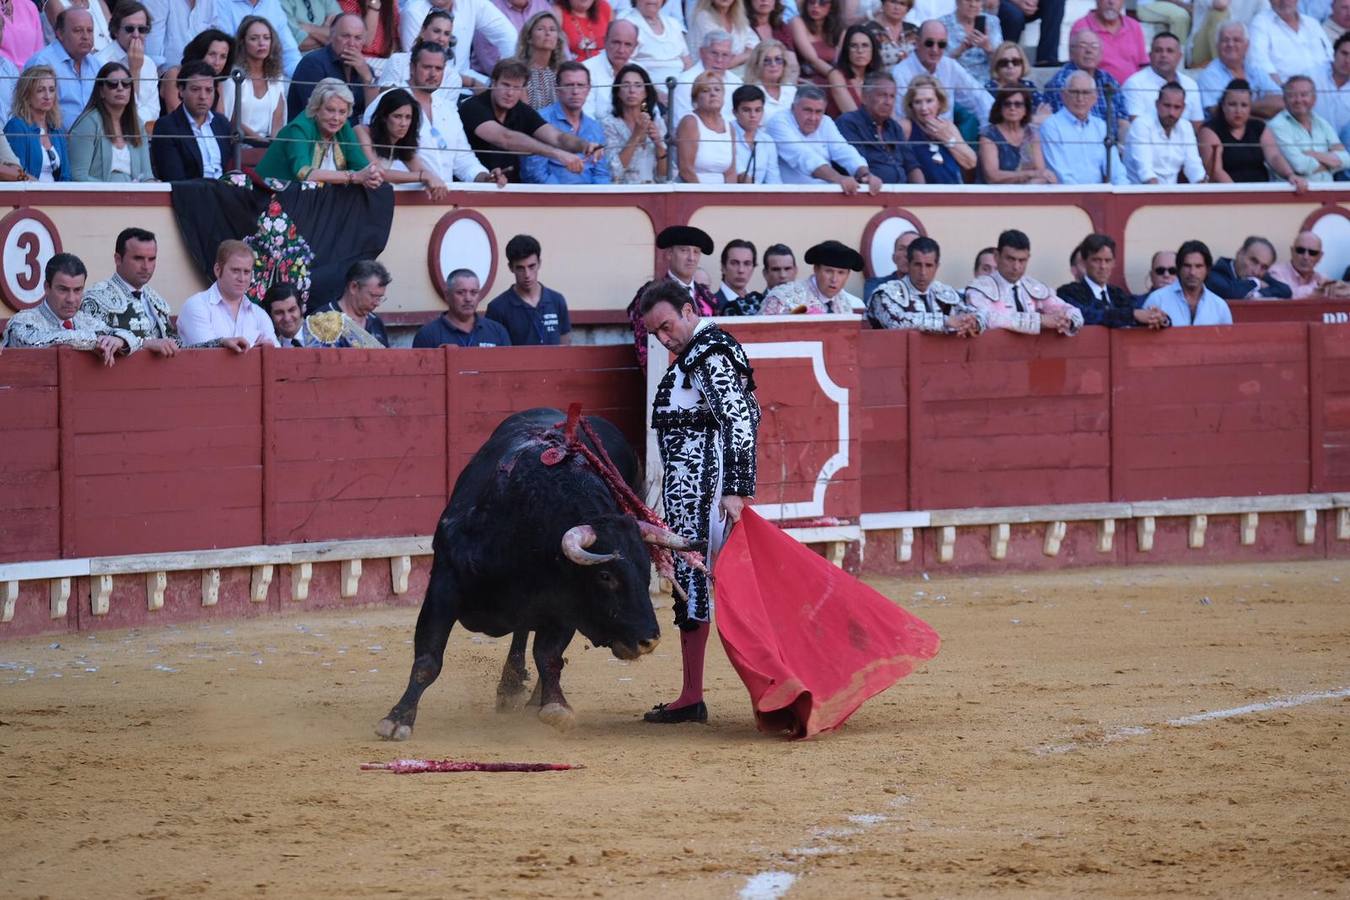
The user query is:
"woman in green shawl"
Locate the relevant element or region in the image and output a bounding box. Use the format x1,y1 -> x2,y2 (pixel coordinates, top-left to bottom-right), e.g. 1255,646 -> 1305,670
256,77 -> 385,187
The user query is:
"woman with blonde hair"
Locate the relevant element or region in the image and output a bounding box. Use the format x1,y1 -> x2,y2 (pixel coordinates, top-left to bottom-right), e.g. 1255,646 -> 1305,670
676,69 -> 735,182
220,15 -> 288,143
900,74 -> 973,183
743,39 -> 797,120
689,0 -> 759,69
516,10 -> 565,108
68,60 -> 154,181
256,77 -> 384,186
4,65 -> 70,181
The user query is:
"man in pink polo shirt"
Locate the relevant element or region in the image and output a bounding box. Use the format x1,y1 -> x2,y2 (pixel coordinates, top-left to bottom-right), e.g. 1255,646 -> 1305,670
1070,0 -> 1148,85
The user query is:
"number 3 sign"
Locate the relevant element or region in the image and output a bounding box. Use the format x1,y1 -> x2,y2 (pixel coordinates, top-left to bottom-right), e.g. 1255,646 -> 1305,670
0,208 -> 62,312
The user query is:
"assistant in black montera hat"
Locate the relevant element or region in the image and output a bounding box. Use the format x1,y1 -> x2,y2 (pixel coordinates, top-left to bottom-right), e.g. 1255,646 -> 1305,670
625,225 -> 718,365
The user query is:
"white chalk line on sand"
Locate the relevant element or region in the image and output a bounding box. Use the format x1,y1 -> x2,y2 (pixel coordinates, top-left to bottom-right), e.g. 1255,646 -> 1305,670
1036,686 -> 1350,756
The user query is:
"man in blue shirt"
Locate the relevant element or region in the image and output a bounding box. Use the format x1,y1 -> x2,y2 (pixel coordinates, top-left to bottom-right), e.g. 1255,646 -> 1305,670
414,269 -> 512,348
1041,71 -> 1129,184
1043,29 -> 1130,137
520,61 -> 609,184
25,8 -> 100,127
1144,240 -> 1234,326
485,234 -> 572,345
836,72 -> 920,184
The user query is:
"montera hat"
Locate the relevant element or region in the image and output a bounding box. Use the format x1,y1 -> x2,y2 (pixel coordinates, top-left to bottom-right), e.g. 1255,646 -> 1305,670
656,225 -> 715,254
804,240 -> 865,272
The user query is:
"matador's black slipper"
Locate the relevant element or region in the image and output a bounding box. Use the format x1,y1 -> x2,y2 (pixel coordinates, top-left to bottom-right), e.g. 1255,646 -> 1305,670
643,701 -> 708,724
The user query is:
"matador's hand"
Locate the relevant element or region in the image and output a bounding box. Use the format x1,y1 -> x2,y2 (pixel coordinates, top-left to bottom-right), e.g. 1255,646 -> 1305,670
720,495 -> 747,523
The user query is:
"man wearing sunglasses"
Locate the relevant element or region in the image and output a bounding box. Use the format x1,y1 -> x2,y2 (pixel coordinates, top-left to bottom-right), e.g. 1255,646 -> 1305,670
891,20 -> 994,126
1268,231 -> 1350,298
103,0 -> 161,122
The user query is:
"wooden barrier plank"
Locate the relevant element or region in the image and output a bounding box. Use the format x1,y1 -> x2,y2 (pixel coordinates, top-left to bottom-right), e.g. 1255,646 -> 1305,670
271,415 -> 447,462
71,507 -> 263,557
1115,462 -> 1310,501
73,468 -> 263,515
3,430 -> 59,469
0,386 -> 58,424
924,397 -> 1109,438
917,468 -> 1111,511
272,456 -> 447,504
0,469 -> 60,509
269,496 -> 447,542
1,352 -> 61,564
1112,401 -> 1308,435
267,348 -> 446,380
70,426 -> 262,475
920,432 -> 1109,471
918,357 -> 1109,403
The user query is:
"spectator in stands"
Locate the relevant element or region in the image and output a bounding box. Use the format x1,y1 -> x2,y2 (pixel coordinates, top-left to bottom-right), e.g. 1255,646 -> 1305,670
264,282 -> 306,345
521,61 -> 610,183
163,28 -> 235,113
762,239 -> 865,315
864,230 -> 917,300
744,39 -> 798,122
1198,79 -> 1276,182
988,41 -> 1051,123
827,24 -> 882,115
1123,32 -> 1204,127
1,252 -> 140,360
973,245 -> 996,276
178,240 -> 280,347
966,228 -> 1084,335
626,225 -> 718,363
461,59 -> 605,182
689,0 -> 758,69
1136,0 -> 1197,49
288,14 -> 376,124
602,63 -> 670,182
399,0 -> 517,86
151,61 -> 235,182
1069,244 -> 1085,279
713,238 -> 763,315
557,0 -> 613,64
211,0 -> 304,73
1207,235 -> 1292,298
583,19 -> 639,120
730,83 -> 780,182
1069,0 -> 1146,86
1267,230 -> 1348,297
220,15 -> 288,142
1197,23 -> 1284,118
0,0 -> 45,70
258,76 -> 385,183
1041,71 -> 1128,183
282,0 -> 342,52
1045,29 -> 1127,137
837,71 -> 919,183
1057,233 -> 1167,328
870,0 -> 916,67
892,20 -> 994,130
475,0 -> 552,77
1142,248 -> 1178,297
901,75 -> 976,183
1328,0 -> 1350,43
789,0 -> 845,86
380,11 -> 464,91
998,0 -> 1063,70
622,0 -> 693,100
5,66 -> 71,181
978,86 -> 1057,183
0,132 -> 27,180
941,0 -> 1002,84
1313,32 -> 1350,146
1268,74 -> 1350,180
415,268 -> 513,347
486,234 -> 574,344
69,61 -> 154,181
763,242 -> 797,291
868,235 -> 984,334
517,10 -> 565,109
0,22 -> 18,125
25,9 -> 100,127
333,0 -> 398,60
1143,240 -> 1230,325
677,70 -> 734,184
672,31 -> 745,122
765,85 -> 882,190
1250,0 -> 1331,85
356,88 -> 449,196
1125,82 -> 1207,183
103,1 -> 160,124
310,259 -> 391,344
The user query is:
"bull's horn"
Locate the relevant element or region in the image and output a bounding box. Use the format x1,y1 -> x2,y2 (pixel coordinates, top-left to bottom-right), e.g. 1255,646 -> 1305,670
561,525 -> 620,566
637,521 -> 700,551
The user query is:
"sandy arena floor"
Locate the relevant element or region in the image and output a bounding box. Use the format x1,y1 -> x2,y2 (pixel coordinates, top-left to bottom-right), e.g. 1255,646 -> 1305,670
2,561 -> 1348,899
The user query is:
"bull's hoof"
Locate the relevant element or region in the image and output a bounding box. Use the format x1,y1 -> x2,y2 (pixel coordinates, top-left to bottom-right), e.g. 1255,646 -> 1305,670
375,717 -> 413,741
496,683 -> 530,712
538,702 -> 576,732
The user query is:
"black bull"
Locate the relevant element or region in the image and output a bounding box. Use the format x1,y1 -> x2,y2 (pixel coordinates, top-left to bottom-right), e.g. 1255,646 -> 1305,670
376,408 -> 693,739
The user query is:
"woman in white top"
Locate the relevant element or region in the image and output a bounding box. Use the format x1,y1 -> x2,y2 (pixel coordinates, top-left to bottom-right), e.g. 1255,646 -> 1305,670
220,15 -> 288,142
623,0 -> 692,88
102,1 -> 160,123
687,0 -> 758,69
601,62 -> 670,182
743,39 -> 797,121
676,69 -> 734,182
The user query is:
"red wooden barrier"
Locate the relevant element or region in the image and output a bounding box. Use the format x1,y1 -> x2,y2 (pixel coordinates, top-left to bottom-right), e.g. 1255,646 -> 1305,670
1313,323 -> 1350,493
0,353 -> 60,563
1110,324 -> 1310,501
1230,299 -> 1350,323
859,330 -> 909,515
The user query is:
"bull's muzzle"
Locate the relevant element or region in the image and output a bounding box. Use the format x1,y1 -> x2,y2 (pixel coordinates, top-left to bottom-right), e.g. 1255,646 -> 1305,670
610,636 -> 659,661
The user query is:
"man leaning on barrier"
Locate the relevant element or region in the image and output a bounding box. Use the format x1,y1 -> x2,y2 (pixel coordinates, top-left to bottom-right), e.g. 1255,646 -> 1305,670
867,235 -> 984,335
2,253 -> 139,364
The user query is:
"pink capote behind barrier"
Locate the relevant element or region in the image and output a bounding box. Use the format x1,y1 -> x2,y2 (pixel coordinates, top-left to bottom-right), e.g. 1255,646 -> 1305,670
713,509 -> 941,740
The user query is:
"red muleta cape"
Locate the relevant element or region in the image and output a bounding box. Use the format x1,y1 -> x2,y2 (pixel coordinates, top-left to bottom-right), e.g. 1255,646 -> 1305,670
713,509 -> 940,739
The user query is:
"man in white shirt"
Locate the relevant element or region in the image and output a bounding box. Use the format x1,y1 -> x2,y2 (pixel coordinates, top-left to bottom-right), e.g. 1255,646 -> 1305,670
891,20 -> 994,124
399,0 -> 518,84
1313,32 -> 1350,145
1125,82 -> 1207,183
177,241 -> 280,348
103,2 -> 160,122
1249,0 -> 1333,84
582,18 -> 639,120
764,86 -> 882,192
1122,31 -> 1204,126
670,31 -> 743,123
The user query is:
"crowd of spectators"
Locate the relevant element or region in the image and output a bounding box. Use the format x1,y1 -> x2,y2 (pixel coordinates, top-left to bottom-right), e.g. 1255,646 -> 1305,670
0,0 -> 1340,185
